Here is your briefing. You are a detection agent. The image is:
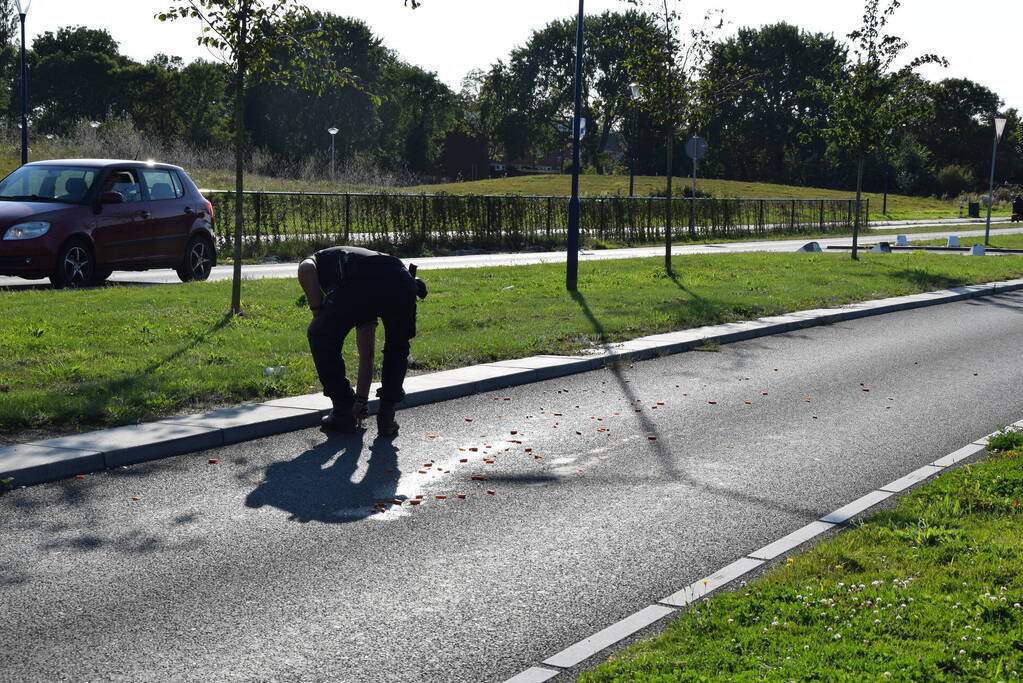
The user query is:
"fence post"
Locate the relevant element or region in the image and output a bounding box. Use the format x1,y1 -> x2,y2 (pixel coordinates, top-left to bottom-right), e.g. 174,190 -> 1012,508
864,198 -> 870,230
253,192 -> 262,251
344,194 -> 351,243
790,199 -> 796,231
546,196 -> 553,241
819,200 -> 824,231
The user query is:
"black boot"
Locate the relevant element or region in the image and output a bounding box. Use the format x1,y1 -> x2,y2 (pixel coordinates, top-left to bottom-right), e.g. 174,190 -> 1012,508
377,400 -> 399,437
322,397 -> 357,433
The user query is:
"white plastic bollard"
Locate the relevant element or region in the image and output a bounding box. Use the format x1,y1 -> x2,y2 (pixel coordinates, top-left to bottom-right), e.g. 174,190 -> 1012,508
947,235 -> 960,247
797,241 -> 822,252
870,242 -> 892,253
969,244 -> 985,256
895,234 -> 908,246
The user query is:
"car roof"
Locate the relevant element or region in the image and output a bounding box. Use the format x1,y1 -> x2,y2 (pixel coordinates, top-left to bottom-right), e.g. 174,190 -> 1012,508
25,159 -> 185,172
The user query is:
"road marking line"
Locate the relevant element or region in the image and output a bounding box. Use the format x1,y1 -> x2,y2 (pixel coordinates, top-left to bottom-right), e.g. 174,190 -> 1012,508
880,465 -> 945,493
932,443 -> 985,467
819,490 -> 894,524
748,521 -> 836,561
659,557 -> 765,607
503,667 -> 560,683
541,605 -> 676,669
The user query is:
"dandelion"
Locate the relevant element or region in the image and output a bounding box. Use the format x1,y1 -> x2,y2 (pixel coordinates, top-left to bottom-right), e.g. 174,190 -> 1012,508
834,633 -> 842,640
959,649 -> 966,655
884,673 -> 891,678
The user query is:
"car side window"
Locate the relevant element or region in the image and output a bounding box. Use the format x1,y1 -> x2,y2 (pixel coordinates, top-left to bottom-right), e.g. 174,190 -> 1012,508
101,170 -> 143,203
141,169 -> 184,201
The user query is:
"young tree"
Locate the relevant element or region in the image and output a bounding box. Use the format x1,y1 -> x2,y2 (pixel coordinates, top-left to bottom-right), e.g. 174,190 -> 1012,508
157,0 -> 419,315
623,0 -> 733,273
812,0 -> 944,260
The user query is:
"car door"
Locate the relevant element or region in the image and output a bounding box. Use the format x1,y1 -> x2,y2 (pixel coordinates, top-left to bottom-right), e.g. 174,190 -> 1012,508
139,168 -> 192,264
90,168 -> 155,265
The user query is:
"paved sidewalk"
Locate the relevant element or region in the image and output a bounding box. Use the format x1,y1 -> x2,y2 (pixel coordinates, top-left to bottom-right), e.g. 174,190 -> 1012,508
5,275 -> 1023,489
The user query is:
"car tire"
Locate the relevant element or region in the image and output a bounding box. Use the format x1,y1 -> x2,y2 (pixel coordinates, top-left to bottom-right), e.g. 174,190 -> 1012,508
177,235 -> 216,282
50,238 -> 96,289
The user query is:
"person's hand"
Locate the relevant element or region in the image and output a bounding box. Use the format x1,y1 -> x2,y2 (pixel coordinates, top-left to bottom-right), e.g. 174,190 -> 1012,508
353,396 -> 369,426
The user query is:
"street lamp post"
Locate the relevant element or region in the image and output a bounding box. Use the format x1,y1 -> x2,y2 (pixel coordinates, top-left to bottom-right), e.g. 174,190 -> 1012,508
327,126 -> 339,181
565,0 -> 584,292
14,0 -> 32,166
984,116 -> 1008,246
628,82 -> 641,197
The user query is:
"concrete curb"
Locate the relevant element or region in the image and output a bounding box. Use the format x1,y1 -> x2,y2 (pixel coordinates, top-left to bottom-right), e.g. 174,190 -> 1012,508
4,276 -> 1023,487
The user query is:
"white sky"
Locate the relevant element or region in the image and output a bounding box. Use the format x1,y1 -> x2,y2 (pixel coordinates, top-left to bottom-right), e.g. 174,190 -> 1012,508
18,0 -> 1023,111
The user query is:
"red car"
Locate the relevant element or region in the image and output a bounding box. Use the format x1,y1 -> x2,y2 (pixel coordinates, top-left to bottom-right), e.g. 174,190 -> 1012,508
0,159 -> 216,287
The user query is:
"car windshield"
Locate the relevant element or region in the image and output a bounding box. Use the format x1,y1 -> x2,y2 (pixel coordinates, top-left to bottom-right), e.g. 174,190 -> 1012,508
0,165 -> 99,204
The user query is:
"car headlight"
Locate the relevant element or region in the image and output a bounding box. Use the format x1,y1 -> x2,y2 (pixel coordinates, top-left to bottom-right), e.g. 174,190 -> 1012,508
2,222 -> 51,240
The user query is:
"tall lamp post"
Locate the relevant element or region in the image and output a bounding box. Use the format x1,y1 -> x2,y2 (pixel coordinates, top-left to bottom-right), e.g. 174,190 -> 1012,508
984,116 -> 1008,246
628,82 -> 641,197
327,126 -> 339,181
565,0 -> 584,292
14,0 -> 32,166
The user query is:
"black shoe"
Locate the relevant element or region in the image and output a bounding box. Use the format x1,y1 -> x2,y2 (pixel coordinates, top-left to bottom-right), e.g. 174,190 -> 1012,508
377,401 -> 399,437
322,405 -> 357,433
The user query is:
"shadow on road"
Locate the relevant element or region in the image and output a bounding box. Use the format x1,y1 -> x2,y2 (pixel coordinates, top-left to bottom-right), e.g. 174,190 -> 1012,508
571,290 -> 680,480
245,431 -> 402,523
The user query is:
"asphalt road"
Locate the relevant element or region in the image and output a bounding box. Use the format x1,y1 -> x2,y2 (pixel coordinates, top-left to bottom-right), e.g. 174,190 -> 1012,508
2,222 -> 1021,289
3,292 -> 1023,681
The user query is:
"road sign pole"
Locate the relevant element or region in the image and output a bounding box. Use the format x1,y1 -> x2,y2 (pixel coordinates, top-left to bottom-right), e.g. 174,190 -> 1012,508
566,0 -> 584,291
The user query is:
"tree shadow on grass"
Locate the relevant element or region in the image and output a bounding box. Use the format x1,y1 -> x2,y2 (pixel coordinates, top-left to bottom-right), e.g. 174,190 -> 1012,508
885,268 -> 969,291
245,431 -> 402,523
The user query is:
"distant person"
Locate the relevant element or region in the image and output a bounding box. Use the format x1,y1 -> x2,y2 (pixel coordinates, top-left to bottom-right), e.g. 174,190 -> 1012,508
298,246 -> 426,436
1012,195 -> 1023,222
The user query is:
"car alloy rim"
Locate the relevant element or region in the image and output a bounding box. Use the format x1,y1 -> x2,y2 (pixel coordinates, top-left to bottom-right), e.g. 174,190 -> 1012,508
64,246 -> 90,284
190,242 -> 211,278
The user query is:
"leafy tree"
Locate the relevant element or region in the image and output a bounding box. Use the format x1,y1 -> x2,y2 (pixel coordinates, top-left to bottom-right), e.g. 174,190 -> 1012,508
702,23 -> 846,186
246,12 -> 387,167
158,0 -> 419,314
623,0 -> 734,272
378,58 -> 456,173
30,27 -> 129,132
914,78 -> 1002,180
810,0 -> 945,260
177,60 -> 232,147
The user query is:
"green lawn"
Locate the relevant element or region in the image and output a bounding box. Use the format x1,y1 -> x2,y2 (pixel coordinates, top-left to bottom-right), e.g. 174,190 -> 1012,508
913,233 -> 1023,249
405,174 -> 989,223
4,252 -> 1023,440
580,438 -> 1023,682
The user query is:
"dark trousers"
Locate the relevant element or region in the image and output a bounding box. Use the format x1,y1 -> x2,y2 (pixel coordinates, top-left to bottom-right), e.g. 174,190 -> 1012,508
307,260 -> 417,405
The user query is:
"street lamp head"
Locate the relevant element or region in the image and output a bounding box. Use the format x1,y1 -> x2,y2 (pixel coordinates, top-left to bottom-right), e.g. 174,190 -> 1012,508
327,127 -> 339,136
13,0 -> 31,15
995,117 -> 1007,140
630,82 -> 642,100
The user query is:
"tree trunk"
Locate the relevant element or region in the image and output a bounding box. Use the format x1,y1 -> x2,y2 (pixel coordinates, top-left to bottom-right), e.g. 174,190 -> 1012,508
852,152 -> 864,261
230,9 -> 248,315
665,125 -> 673,274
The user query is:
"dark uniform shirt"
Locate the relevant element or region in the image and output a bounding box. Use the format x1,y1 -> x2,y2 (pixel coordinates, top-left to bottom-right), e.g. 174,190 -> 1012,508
313,246 -> 386,295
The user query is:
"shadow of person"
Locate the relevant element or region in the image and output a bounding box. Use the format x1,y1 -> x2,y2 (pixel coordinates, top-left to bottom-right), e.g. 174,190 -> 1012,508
245,431 -> 402,523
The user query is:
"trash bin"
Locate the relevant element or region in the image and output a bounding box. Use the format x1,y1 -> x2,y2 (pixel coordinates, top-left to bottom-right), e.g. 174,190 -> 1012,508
968,202 -> 980,218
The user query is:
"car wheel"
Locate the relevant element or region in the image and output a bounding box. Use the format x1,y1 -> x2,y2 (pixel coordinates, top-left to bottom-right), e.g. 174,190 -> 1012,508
51,239 -> 96,289
177,235 -> 216,282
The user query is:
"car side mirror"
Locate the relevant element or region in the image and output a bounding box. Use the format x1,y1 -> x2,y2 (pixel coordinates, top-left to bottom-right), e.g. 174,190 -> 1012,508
100,191 -> 124,204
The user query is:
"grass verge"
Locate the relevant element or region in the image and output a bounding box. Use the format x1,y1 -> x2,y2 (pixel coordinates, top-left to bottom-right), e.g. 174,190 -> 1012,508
405,175 -> 995,223
580,437 -> 1023,682
3,251 -> 1023,439
913,233 -> 1023,250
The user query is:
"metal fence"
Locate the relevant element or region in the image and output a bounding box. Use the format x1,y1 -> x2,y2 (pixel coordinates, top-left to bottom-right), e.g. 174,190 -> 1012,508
205,191 -> 867,258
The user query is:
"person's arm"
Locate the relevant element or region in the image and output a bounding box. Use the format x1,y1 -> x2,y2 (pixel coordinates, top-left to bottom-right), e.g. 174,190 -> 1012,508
355,323 -> 376,399
297,258 -> 323,313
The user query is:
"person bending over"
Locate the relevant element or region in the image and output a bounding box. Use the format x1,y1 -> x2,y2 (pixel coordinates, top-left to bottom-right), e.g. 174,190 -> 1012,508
298,246 -> 423,436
